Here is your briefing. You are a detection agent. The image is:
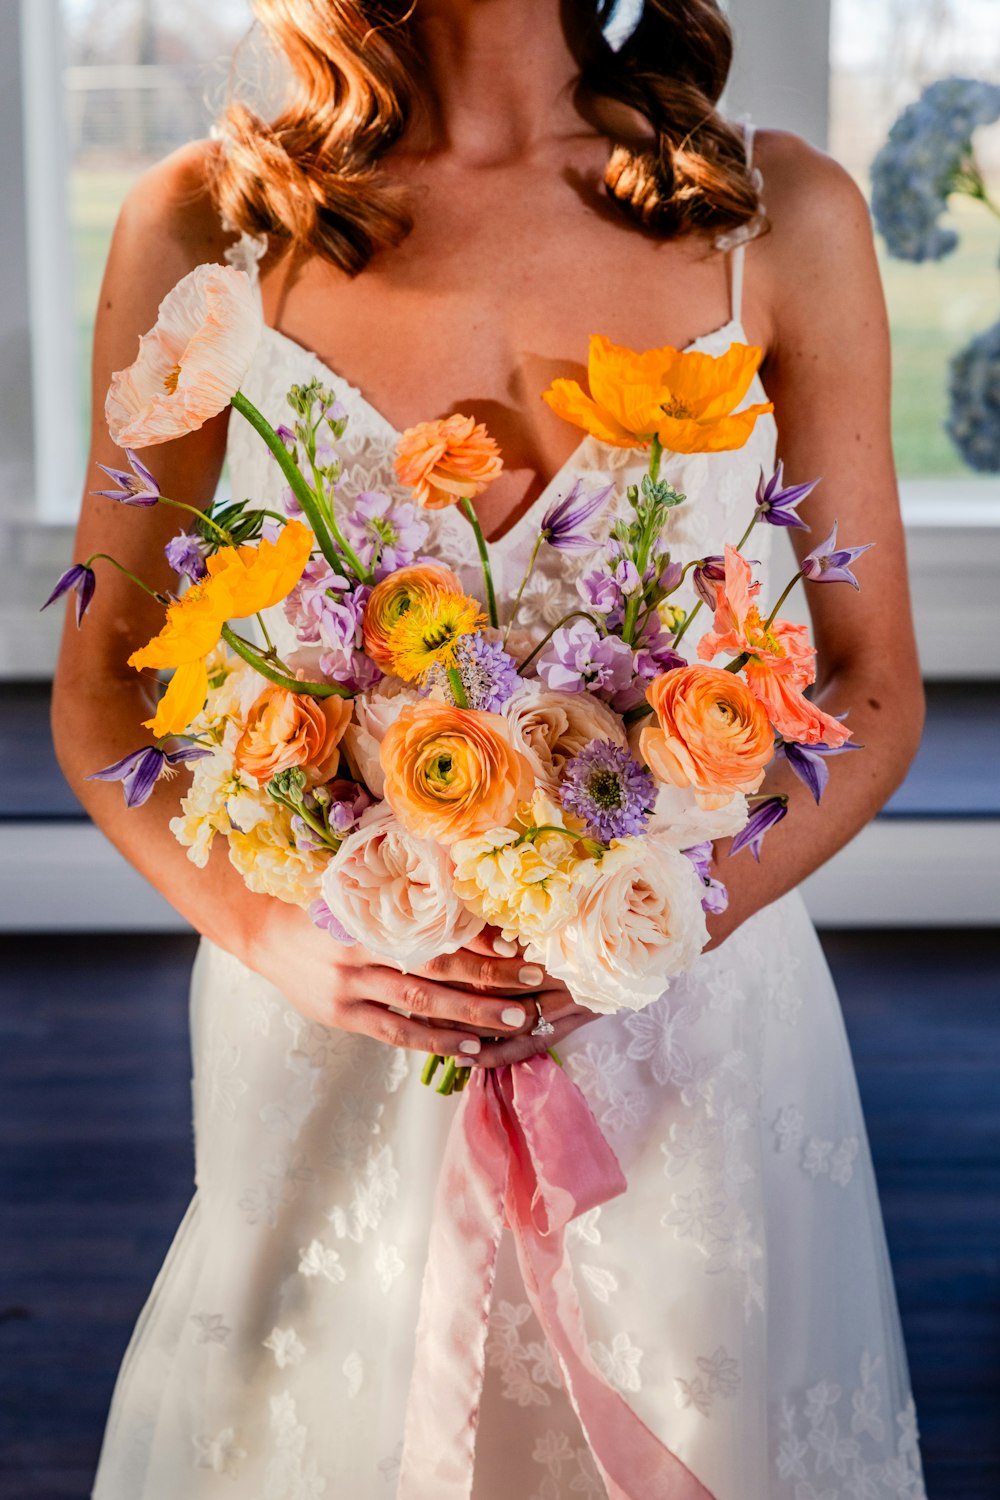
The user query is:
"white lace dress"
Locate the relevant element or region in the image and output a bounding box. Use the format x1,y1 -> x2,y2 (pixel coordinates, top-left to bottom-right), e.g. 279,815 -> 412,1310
92,221 -> 927,1500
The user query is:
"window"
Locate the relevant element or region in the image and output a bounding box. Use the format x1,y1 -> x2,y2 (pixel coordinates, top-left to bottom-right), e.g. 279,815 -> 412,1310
830,0 -> 1000,490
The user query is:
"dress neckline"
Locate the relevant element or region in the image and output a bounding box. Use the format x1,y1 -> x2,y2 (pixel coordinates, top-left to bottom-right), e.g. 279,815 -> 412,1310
255,315 -> 750,550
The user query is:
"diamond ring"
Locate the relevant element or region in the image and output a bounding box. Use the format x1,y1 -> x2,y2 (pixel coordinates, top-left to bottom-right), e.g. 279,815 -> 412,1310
530,1012 -> 555,1038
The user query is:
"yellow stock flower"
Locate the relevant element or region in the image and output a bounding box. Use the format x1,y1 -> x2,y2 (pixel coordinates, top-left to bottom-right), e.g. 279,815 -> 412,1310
129,521 -> 313,737
543,335 -> 773,454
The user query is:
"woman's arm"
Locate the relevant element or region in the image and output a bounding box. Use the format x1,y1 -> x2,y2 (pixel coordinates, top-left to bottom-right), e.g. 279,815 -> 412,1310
704,130 -> 925,944
51,143 -> 542,1056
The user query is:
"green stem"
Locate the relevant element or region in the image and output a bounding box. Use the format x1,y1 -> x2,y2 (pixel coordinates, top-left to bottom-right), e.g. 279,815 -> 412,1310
220,624 -> 353,698
256,612 -> 276,654
231,391 -> 369,581
421,1053 -> 442,1086
159,495 -> 231,543
723,651 -> 750,674
459,497 -> 499,629
648,434 -> 663,483
763,570 -> 803,630
671,598 -> 702,649
436,1058 -> 458,1095
85,553 -> 169,604
447,666 -> 469,708
516,610 -> 601,674
503,533 -> 544,646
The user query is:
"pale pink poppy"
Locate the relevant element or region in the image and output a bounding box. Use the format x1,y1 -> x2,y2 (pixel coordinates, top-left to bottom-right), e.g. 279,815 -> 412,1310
105,264 -> 262,448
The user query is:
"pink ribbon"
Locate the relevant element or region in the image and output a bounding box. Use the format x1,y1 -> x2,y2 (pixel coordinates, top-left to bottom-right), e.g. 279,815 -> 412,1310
399,1055 -> 716,1500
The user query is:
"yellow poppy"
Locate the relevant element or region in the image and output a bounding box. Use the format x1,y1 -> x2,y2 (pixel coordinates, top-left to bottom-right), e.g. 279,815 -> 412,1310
129,521 -> 313,736
543,335 -> 774,454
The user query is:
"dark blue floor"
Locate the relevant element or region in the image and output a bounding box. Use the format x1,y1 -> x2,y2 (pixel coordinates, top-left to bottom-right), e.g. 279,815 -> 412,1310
0,928 -> 997,1498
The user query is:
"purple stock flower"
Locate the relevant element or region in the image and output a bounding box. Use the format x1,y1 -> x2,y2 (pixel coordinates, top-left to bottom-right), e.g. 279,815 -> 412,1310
285,559 -> 379,690
754,462 -> 818,530
801,522 -> 874,589
776,737 -> 861,803
308,897 -> 358,945
632,612 -> 686,682
41,563 -> 96,627
541,478 -> 614,550
691,555 -> 726,609
560,740 -> 656,843
577,565 -> 622,616
730,797 -> 788,862
325,779 -> 374,836
92,449 -> 160,506
682,841 -> 730,915
342,490 -> 429,579
536,620 -> 635,701
164,530 -> 208,582
87,743 -> 210,809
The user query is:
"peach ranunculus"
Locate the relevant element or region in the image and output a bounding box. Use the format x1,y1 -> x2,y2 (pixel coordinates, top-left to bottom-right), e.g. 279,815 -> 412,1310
379,701 -> 534,845
362,563 -> 465,670
502,683 -> 627,793
106,264 -> 262,448
697,546 -> 852,747
320,805 -> 484,971
234,685 -> 353,785
394,414 -> 503,509
640,664 -> 773,809
542,335 -> 773,454
530,835 -> 708,1014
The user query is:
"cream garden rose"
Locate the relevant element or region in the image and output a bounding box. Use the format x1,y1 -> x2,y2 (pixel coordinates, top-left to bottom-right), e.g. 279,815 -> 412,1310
529,834 -> 709,1014
340,675 -> 424,798
502,683 -> 627,792
321,805 -> 484,971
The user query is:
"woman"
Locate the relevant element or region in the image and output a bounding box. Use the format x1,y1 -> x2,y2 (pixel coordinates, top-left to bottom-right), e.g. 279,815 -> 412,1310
52,1 -> 927,1496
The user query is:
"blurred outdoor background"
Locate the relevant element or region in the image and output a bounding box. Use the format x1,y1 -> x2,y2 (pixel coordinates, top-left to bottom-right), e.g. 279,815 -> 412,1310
1,1 -> 997,1496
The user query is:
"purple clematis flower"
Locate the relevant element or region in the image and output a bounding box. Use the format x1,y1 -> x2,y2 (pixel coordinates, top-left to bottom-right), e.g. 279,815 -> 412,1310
730,796 -> 788,862
165,530 -> 208,583
87,743 -> 210,809
41,563 -> 96,627
92,449 -> 160,506
801,522 -> 874,589
754,462 -> 818,530
691,555 -> 726,609
682,840 -> 730,915
776,737 -> 861,803
541,478 -> 614,550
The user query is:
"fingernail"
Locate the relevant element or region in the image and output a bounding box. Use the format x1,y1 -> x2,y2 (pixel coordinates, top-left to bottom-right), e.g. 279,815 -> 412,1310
493,936 -> 518,956
519,965 -> 544,987
501,1005 -> 525,1027
459,1038 -> 481,1055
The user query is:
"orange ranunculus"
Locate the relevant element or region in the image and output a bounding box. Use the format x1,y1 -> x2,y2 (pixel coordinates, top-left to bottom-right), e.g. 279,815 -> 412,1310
128,520 -> 314,737
394,414 -> 503,509
379,701 -> 534,845
234,686 -> 353,785
362,563 -> 465,669
696,546 -> 851,747
640,664 -> 773,809
543,335 -> 773,455
106,264 -> 262,448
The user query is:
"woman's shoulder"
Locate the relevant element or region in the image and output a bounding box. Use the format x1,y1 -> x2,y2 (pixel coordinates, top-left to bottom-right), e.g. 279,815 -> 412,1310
751,128 -> 872,247
108,139 -> 235,289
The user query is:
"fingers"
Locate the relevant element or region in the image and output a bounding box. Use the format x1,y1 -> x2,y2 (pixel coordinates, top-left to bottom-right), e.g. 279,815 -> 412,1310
470,1005 -> 595,1070
419,949 -> 546,995
357,969 -> 539,1035
463,926 -> 520,960
346,1001 -> 488,1058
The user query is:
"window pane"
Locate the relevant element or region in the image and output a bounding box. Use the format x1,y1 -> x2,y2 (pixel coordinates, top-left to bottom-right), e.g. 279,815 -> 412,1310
63,0 -> 252,437
830,0 -> 1000,481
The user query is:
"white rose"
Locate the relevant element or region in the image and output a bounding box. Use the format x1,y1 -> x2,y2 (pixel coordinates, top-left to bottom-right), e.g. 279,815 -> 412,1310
503,683 -> 627,792
530,834 -> 708,1014
647,784 -> 749,847
320,805 -> 484,971
341,676 -> 422,797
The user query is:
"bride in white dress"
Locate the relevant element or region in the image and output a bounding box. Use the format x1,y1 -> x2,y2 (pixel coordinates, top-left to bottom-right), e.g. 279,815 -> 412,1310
52,3 -> 928,1497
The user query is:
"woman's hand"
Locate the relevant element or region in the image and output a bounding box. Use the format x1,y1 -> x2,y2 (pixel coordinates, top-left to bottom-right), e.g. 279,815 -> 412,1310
246,899 -> 577,1060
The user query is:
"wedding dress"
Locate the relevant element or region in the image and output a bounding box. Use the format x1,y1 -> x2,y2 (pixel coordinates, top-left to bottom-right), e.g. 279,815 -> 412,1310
92,134 -> 927,1500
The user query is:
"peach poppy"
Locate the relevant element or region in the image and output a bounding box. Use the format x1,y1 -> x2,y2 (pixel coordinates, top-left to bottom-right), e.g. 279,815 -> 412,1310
106,264 -> 262,448
697,546 -> 852,747
234,686 -> 353,784
543,334 -> 773,454
362,563 -> 465,669
379,701 -> 534,845
129,521 -> 313,737
394,414 -> 503,509
640,664 -> 773,809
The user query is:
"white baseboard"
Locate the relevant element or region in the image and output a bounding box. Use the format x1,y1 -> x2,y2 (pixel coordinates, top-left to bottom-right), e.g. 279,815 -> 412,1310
1,817 -> 995,934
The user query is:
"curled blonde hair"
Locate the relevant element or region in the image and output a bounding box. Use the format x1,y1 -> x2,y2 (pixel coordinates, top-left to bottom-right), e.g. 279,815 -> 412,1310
214,0 -> 764,275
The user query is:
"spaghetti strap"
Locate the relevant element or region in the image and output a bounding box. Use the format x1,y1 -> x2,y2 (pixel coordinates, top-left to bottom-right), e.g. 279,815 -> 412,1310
727,119 -> 759,326
223,226 -> 268,307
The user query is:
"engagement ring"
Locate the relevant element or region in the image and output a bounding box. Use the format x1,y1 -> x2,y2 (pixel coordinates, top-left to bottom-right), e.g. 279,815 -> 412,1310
530,1013 -> 555,1038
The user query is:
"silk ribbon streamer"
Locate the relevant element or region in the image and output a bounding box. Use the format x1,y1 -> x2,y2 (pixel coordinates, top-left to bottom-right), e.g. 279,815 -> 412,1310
398,1054 -> 716,1500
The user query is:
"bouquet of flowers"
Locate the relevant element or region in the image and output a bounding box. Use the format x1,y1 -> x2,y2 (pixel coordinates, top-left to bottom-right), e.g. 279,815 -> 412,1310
47,263 -> 870,1092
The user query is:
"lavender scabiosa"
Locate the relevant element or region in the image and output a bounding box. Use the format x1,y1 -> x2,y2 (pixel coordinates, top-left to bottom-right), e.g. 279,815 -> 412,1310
560,740 -> 656,843
429,631 -> 521,711
342,490 -> 429,578
165,530 -> 208,582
